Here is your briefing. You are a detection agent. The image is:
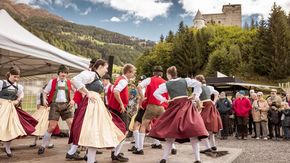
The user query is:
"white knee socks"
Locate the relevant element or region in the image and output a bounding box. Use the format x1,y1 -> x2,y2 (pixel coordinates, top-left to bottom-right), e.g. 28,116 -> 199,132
87,147 -> 96,163
114,140 -> 125,156
209,133 -> 216,147
172,143 -> 176,149
41,131 -> 52,148
163,138 -> 174,160
68,144 -> 79,155
138,133 -> 145,151
202,138 -> 211,150
190,137 -> 200,161
133,130 -> 139,148
153,139 -> 161,145
3,141 -> 11,154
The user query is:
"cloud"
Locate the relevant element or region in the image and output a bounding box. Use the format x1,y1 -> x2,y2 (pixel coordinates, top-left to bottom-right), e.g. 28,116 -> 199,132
80,7 -> 92,15
110,16 -> 121,22
133,20 -> 141,25
53,0 -> 79,11
178,0 -> 290,18
12,0 -> 53,6
86,0 -> 173,21
64,3 -> 79,11
11,0 -> 35,5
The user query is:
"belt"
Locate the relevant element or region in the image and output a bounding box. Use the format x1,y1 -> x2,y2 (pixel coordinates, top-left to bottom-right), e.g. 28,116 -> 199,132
201,99 -> 212,103
171,96 -> 188,101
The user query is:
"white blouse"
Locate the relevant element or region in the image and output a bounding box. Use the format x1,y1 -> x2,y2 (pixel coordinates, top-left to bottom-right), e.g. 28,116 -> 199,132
153,78 -> 202,103
72,70 -> 96,90
0,80 -> 24,100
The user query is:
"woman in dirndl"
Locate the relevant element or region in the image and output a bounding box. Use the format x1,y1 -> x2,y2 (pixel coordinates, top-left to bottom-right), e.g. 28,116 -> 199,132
0,66 -> 38,157
29,85 -> 54,148
195,75 -> 223,153
149,66 -> 208,163
70,59 -> 125,163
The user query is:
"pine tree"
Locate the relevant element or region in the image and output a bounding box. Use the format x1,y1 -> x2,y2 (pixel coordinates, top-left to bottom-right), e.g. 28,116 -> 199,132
178,21 -> 185,34
267,3 -> 290,78
172,27 -> 200,77
244,22 -> 249,30
251,17 -> 272,76
160,34 -> 164,42
165,30 -> 174,43
250,17 -> 256,29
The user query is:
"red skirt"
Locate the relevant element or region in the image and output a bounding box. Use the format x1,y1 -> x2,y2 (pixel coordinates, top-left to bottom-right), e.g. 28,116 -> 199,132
110,111 -> 126,134
16,108 -> 38,135
69,97 -> 126,145
68,97 -> 88,145
149,98 -> 208,143
200,101 -> 223,133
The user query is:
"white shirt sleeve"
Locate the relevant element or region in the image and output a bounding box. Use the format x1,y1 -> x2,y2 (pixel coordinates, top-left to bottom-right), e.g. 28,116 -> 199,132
72,70 -> 95,90
208,86 -> 219,95
0,80 -> 3,91
36,93 -> 41,105
114,79 -> 128,92
17,84 -> 24,100
43,79 -> 53,94
185,78 -> 202,98
138,78 -> 151,88
153,83 -> 168,103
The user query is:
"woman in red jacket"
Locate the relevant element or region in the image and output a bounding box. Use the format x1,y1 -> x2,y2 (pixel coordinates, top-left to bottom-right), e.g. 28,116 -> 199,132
233,90 -> 252,140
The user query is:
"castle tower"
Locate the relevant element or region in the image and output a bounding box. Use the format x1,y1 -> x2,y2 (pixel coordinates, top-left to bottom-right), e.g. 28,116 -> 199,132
222,4 -> 242,27
193,10 -> 206,29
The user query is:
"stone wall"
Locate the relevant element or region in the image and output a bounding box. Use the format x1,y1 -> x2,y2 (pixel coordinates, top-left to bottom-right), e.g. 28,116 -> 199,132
201,4 -> 241,27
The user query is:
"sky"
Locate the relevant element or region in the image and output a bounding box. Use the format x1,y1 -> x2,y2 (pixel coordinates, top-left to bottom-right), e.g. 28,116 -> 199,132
11,0 -> 290,41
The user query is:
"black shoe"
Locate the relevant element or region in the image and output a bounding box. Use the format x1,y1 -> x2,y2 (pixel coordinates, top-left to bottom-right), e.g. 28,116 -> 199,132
29,144 -> 36,148
171,149 -> 177,155
38,147 -> 45,155
194,161 -> 201,163
160,159 -> 166,163
200,149 -> 212,153
84,155 -> 87,161
66,152 -> 84,160
111,151 -> 124,159
151,144 -> 162,149
128,146 -> 138,152
132,149 -> 144,155
96,150 -> 103,154
112,154 -> 129,162
211,147 -> 217,151
47,144 -> 54,149
5,151 -> 12,157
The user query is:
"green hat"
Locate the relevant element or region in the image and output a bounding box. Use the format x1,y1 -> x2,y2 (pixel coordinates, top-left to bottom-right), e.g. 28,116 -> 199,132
153,66 -> 163,72
58,64 -> 69,74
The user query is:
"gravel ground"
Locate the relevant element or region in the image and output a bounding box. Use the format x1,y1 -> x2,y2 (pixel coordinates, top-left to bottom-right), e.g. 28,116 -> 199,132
215,136 -> 290,163
1,135 -> 290,163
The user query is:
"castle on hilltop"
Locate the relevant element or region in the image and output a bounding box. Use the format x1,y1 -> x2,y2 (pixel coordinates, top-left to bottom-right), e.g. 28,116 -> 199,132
193,4 -> 242,29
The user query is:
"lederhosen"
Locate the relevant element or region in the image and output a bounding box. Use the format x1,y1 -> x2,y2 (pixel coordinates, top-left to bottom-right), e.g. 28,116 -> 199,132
48,80 -> 73,121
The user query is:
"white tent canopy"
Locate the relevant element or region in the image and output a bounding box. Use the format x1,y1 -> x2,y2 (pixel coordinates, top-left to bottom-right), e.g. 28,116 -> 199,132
0,9 -> 90,77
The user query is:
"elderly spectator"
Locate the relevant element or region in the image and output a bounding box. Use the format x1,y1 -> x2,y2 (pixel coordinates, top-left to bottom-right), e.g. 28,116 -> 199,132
216,92 -> 232,140
281,102 -> 290,140
248,90 -> 257,138
233,90 -> 252,140
286,94 -> 290,106
267,89 -> 282,140
252,92 -> 269,140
